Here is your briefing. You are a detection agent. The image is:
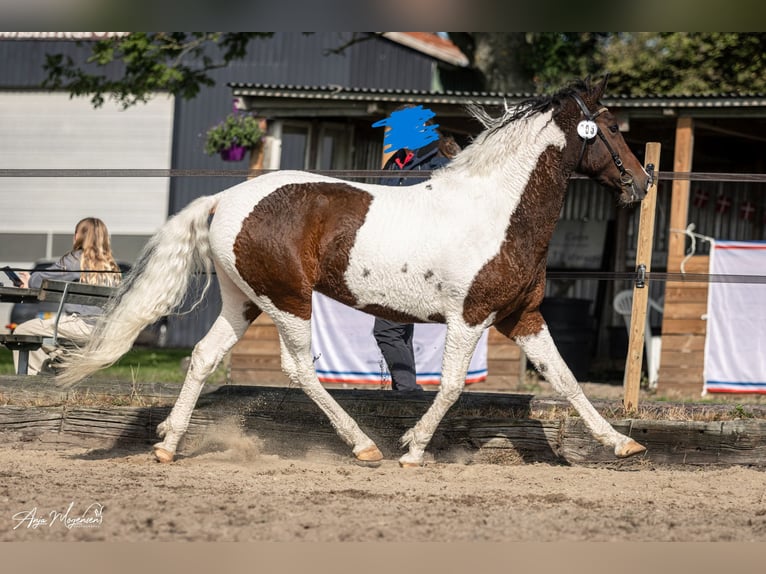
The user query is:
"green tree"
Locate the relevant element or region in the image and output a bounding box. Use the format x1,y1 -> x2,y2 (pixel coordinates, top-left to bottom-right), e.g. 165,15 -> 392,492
598,32 -> 766,95
43,32 -> 270,109
452,32 -> 766,96
449,33 -> 606,93
43,32 -> 766,107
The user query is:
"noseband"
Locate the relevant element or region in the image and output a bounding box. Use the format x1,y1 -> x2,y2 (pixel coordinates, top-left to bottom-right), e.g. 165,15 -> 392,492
570,93 -> 635,189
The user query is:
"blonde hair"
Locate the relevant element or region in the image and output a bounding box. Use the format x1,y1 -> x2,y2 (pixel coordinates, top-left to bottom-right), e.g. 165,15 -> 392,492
72,217 -> 122,286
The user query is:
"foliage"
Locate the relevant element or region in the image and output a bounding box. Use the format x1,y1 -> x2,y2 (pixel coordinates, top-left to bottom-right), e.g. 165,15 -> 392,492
42,32 -> 766,109
203,112 -> 263,155
43,32 -> 270,109
520,33 -> 608,93
729,404 -> 756,419
450,32 -> 766,96
449,32 -> 606,93
598,33 -> 766,95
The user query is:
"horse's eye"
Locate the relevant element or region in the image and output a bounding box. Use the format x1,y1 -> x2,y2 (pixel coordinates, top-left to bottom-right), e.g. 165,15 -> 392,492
608,125 -> 619,134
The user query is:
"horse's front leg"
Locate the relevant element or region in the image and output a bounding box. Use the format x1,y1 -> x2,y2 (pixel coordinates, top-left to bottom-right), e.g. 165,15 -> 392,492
508,314 -> 646,458
399,321 -> 484,467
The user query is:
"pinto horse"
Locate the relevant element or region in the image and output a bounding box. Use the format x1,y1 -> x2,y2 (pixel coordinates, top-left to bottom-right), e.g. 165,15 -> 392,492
56,77 -> 651,466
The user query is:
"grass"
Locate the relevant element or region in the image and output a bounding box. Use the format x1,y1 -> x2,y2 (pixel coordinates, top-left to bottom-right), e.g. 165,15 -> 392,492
0,346 -> 227,384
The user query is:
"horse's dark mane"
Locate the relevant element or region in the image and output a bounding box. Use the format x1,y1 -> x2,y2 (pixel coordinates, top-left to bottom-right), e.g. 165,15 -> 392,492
506,79 -> 590,123
466,79 -> 594,140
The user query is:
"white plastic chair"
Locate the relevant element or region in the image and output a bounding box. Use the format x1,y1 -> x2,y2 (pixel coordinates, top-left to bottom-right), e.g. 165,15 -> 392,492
613,289 -> 664,388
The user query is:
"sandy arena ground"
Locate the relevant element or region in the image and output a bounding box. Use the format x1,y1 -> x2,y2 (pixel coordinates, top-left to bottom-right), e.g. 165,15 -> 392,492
2,416 -> 765,542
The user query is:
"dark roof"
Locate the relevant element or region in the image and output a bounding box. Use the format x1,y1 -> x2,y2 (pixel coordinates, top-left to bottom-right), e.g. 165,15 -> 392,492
230,82 -> 766,114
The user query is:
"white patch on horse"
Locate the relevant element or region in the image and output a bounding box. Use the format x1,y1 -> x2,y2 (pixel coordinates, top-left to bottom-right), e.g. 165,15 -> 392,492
515,325 -> 634,452
344,111 -> 564,320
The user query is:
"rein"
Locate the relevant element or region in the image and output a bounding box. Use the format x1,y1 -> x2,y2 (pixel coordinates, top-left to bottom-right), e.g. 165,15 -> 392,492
570,92 -> 635,188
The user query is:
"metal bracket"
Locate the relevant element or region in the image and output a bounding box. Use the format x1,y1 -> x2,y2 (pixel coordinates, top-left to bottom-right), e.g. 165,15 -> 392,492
635,264 -> 646,289
645,163 -> 655,188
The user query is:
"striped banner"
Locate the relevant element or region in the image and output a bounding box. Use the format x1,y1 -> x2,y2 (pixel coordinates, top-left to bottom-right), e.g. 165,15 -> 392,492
704,240 -> 766,394
310,292 -> 487,386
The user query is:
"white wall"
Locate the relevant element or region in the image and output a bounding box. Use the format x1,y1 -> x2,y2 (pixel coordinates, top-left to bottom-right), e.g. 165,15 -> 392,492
0,91 -> 175,333
0,91 -> 174,235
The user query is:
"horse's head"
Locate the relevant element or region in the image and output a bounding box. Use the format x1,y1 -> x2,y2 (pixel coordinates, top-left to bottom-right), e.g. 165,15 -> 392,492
566,76 -> 651,206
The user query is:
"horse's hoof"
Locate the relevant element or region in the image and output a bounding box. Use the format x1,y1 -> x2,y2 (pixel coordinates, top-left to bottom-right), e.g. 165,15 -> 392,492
398,460 -> 425,468
153,446 -> 175,463
616,439 -> 646,458
355,445 -> 384,463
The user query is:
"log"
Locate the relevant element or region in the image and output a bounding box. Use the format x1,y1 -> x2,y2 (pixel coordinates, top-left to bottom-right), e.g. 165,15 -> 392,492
1,382 -> 765,466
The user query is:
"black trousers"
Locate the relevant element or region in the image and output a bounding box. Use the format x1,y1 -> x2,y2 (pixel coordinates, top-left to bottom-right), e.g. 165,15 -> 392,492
372,318 -> 422,391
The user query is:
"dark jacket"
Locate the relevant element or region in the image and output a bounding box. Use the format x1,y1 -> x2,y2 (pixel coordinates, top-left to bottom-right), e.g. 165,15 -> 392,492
380,140 -> 450,187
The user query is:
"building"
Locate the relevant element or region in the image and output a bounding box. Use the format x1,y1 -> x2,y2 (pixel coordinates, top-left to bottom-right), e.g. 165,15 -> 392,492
2,33 -> 766,394
0,32 -> 470,340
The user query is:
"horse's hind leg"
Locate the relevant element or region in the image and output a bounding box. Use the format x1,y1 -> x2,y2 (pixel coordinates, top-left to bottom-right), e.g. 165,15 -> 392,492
399,321 -> 485,467
272,311 -> 383,464
153,279 -> 258,463
509,316 -> 646,458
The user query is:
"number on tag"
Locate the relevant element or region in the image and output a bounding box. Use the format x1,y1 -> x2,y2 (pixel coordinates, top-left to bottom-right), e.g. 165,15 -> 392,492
577,120 -> 598,140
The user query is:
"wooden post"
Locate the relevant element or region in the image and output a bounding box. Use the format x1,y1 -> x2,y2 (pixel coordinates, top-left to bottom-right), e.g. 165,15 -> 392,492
247,118 -> 268,179
667,117 -> 695,262
623,142 -> 661,411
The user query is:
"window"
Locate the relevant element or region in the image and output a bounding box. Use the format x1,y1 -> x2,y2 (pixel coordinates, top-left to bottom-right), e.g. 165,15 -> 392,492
280,123 -> 311,169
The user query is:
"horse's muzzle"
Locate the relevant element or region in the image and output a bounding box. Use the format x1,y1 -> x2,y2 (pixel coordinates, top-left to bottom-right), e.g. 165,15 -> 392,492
618,169 -> 641,203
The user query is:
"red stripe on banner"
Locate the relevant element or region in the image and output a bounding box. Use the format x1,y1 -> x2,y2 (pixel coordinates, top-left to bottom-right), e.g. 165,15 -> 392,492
317,376 -> 383,384
715,245 -> 766,250
705,388 -> 766,394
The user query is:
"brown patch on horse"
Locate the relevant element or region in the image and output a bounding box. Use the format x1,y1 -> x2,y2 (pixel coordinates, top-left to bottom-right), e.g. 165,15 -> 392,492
463,146 -> 568,329
243,301 -> 262,323
357,304 -> 445,325
233,182 -> 372,319
358,304 -> 423,324
493,301 -> 546,340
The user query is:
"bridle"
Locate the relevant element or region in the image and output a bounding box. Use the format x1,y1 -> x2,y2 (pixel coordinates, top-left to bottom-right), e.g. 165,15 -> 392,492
570,92 -> 635,189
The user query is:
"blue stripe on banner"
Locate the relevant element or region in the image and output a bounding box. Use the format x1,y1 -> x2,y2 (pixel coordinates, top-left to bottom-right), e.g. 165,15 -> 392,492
705,381 -> 766,393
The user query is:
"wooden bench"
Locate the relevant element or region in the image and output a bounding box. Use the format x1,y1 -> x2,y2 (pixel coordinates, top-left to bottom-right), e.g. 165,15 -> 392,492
0,280 -> 116,375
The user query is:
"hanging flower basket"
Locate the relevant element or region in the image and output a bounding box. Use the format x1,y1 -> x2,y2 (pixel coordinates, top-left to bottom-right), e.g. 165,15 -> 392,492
220,145 -> 248,162
204,112 -> 263,161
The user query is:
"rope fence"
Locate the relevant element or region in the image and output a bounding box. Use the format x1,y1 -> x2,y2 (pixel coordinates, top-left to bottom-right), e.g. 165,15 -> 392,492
5,268 -> 766,286
2,168 -> 766,183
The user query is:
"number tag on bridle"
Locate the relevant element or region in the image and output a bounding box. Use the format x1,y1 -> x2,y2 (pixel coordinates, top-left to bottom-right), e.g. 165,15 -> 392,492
577,120 -> 598,140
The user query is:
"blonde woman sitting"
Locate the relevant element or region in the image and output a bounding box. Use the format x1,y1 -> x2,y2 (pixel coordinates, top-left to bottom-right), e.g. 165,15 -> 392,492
13,217 -> 122,375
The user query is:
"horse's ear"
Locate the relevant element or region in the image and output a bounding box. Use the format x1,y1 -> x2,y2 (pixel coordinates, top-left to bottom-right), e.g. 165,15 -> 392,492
594,74 -> 610,99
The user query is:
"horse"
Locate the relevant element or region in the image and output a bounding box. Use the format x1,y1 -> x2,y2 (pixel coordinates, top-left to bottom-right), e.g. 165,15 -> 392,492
56,77 -> 651,467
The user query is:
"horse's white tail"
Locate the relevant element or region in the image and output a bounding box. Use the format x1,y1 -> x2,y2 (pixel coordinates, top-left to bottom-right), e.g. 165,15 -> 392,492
55,193 -> 221,388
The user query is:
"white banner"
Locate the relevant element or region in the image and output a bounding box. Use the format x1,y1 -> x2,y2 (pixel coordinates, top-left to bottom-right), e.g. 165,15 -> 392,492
310,292 -> 488,387
704,240 -> 766,394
